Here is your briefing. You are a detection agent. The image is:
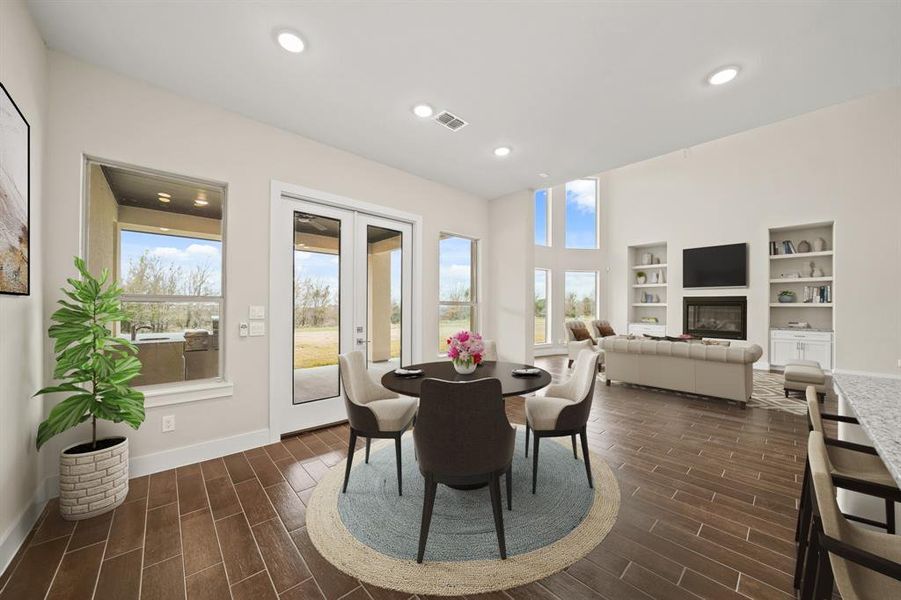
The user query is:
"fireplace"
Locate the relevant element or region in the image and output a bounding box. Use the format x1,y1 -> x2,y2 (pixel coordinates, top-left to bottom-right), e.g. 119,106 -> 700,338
683,296 -> 747,340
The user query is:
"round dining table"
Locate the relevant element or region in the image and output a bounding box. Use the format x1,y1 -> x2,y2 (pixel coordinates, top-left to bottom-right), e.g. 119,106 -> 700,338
380,360 -> 552,397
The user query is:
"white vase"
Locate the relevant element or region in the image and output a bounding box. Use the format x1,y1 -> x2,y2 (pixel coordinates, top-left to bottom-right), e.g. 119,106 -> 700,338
58,437 -> 129,520
813,237 -> 827,252
453,360 -> 477,375
641,252 -> 652,265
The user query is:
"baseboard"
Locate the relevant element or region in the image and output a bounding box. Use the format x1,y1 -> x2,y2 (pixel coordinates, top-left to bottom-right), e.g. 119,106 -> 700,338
534,345 -> 566,357
42,428 -> 271,500
0,482 -> 49,580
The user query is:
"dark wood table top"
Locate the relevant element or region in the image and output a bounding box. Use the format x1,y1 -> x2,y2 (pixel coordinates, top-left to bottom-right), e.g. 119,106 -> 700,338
380,360 -> 552,398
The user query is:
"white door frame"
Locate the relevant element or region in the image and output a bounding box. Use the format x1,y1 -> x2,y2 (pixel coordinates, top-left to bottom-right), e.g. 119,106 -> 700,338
268,180 -> 423,442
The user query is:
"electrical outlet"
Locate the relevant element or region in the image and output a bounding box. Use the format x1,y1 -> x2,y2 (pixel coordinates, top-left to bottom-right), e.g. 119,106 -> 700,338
162,415 -> 175,433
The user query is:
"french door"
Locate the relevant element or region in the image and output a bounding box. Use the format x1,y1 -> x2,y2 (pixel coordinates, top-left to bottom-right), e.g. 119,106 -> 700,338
270,196 -> 413,436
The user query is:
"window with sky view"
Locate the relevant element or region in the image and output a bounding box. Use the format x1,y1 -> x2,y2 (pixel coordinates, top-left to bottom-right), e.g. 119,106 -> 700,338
534,189 -> 549,246
565,179 -> 598,249
438,234 -> 477,352
565,271 -> 597,325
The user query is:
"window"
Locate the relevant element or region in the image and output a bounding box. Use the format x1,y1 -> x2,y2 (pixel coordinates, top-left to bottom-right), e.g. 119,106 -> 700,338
564,271 -> 597,326
564,179 -> 598,249
85,161 -> 225,387
534,188 -> 550,246
438,233 -> 478,353
534,269 -> 549,344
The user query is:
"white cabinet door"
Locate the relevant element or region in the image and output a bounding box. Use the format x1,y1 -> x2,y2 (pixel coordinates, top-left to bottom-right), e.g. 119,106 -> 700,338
770,339 -> 799,367
801,341 -> 832,370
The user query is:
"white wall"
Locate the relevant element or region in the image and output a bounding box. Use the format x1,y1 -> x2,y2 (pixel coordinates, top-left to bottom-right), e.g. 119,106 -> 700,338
0,0 -> 47,573
598,89 -> 901,374
41,53 -> 488,474
484,190 -> 534,364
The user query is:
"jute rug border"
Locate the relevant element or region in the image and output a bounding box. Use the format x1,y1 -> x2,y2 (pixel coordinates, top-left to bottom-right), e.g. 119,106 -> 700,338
306,435 -> 620,596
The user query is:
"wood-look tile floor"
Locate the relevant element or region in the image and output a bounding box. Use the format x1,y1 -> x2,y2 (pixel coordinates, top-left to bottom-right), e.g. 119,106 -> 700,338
0,356 -> 830,600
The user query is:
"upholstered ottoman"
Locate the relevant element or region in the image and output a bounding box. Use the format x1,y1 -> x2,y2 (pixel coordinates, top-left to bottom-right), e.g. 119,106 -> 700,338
784,359 -> 826,401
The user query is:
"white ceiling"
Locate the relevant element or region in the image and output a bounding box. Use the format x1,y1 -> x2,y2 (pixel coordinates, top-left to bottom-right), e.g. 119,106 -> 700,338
27,1 -> 901,199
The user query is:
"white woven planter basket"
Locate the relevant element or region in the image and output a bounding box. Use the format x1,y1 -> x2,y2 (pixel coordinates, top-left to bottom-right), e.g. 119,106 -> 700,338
58,437 -> 130,521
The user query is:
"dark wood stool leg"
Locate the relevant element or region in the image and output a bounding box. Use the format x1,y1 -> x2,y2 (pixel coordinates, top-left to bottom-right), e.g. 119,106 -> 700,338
416,474 -> 437,563
799,517 -> 822,600
571,434 -> 578,459
489,473 -> 507,559
796,460 -> 810,543
812,533 -> 834,600
532,435 -> 540,494
887,498 -> 896,534
394,434 -> 403,496
580,426 -> 593,489
342,430 -> 357,493
365,438 -> 371,463
506,465 -> 512,511
794,470 -> 813,590
525,422 -> 530,457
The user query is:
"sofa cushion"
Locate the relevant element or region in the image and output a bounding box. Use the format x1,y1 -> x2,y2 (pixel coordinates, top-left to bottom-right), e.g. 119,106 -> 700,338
569,322 -> 595,343
593,320 -> 616,337
600,337 -> 762,364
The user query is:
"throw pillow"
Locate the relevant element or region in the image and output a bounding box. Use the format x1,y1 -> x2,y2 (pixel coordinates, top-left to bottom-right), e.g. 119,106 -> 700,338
570,322 -> 595,343
596,321 -> 616,337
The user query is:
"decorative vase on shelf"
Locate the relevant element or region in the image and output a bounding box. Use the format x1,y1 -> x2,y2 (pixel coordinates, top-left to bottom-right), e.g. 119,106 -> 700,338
813,237 -> 827,252
778,291 -> 797,303
446,330 -> 484,376
641,252 -> 652,265
797,240 -> 811,253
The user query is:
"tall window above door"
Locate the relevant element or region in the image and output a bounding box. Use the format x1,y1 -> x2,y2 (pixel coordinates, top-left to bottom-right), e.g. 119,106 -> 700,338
534,188 -> 550,246
438,233 -> 478,353
565,179 -> 598,249
564,271 -> 598,327
85,160 -> 225,387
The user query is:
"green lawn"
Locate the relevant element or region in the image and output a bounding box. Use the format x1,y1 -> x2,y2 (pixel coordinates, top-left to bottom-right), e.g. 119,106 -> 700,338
294,324 -> 400,369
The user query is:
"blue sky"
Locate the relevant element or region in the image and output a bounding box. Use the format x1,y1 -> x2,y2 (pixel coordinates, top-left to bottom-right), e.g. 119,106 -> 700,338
565,179 -> 598,249
534,189 -> 548,245
120,230 -> 222,294
439,236 -> 473,300
294,249 -> 401,304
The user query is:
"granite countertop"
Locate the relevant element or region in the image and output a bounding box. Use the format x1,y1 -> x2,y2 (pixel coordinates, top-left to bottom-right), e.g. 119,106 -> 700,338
832,372 -> 901,487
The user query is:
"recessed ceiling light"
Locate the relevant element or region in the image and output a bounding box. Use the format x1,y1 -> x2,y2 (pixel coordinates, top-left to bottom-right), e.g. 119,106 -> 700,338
493,146 -> 512,157
538,173 -> 549,178
158,197 -> 171,203
707,66 -> 739,86
277,30 -> 305,54
412,104 -> 434,118
194,199 -> 209,207
160,227 -> 170,232
157,192 -> 171,198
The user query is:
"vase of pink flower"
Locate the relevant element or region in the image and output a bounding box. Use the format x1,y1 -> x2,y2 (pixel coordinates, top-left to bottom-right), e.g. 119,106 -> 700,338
446,330 -> 484,375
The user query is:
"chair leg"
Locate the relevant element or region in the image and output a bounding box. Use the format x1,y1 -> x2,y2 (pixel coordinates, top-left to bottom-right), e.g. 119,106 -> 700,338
812,534 -> 834,600
799,517 -> 822,600
580,426 -> 593,489
571,434 -> 578,459
365,438 -> 371,463
887,498 -> 896,534
489,473 -> 507,560
342,430 -> 357,494
567,359 -> 573,368
796,460 -> 810,543
394,434 -> 403,496
785,388 -> 790,398
531,435 -> 540,494
525,422 -> 530,458
416,474 -> 437,563
506,465 -> 512,511
794,473 -> 813,589
605,378 -> 611,387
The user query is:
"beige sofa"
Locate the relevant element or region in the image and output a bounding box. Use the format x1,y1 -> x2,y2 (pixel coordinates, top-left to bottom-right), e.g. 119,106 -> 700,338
599,337 -> 763,407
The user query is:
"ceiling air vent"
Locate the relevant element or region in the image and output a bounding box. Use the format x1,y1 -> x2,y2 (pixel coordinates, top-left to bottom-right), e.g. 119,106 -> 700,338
434,110 -> 468,132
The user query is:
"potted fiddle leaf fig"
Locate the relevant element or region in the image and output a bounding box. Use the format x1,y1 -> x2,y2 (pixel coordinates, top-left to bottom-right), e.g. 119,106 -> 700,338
34,257 -> 145,520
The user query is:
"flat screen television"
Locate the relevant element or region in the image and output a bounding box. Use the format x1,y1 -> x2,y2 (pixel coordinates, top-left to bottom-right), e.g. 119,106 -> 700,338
683,243 -> 748,288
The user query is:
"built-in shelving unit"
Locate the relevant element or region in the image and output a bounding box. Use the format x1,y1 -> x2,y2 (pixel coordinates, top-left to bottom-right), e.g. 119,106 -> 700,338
627,242 -> 668,336
768,221 -> 835,369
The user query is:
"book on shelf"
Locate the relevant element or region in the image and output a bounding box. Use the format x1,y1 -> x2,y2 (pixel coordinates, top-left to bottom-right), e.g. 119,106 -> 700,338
803,284 -> 832,303
782,240 -> 796,254
769,241 -> 778,256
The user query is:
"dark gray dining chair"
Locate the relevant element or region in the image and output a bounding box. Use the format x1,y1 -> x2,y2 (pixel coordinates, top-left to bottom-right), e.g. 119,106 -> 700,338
413,377 -> 515,563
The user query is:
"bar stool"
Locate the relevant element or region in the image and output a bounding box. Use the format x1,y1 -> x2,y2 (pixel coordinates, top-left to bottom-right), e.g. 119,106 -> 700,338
794,387 -> 901,592
799,431 -> 901,599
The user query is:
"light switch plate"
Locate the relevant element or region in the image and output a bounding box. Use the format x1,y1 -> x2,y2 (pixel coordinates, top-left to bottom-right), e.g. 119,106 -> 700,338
249,305 -> 265,319
249,321 -> 266,336
161,415 -> 175,433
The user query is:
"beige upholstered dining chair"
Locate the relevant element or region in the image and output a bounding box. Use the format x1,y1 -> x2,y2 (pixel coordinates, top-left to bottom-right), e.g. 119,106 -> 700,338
338,351 -> 418,496
482,339 -> 498,361
802,431 -> 901,598
525,349 -> 599,493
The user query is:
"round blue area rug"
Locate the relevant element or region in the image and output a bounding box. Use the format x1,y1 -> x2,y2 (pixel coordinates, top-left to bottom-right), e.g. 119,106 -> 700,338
306,428 -> 620,597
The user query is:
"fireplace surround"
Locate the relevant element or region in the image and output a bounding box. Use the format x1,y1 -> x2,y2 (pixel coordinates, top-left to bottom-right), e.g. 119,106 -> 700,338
683,296 -> 747,340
